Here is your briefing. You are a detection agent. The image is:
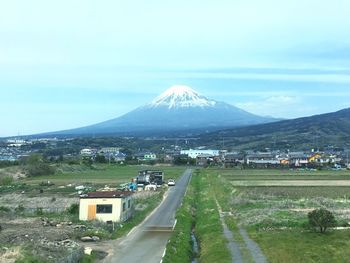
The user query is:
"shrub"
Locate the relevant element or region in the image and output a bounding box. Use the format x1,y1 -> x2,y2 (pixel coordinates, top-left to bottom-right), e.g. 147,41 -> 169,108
23,153 -> 56,177
68,203 -> 79,215
0,206 -> 10,212
27,163 -> 56,177
0,176 -> 14,185
15,204 -> 25,213
36,207 -> 44,216
308,208 -> 336,233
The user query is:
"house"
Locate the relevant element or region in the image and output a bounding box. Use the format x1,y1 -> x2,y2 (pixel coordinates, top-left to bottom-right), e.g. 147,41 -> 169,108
246,152 -> 279,166
224,152 -> 245,167
277,153 -> 289,165
196,154 -> 212,166
180,149 -> 220,159
143,153 -> 157,161
289,152 -> 310,167
80,148 -> 97,157
98,147 -> 121,154
114,152 -> 126,162
79,191 -> 134,223
308,153 -> 322,163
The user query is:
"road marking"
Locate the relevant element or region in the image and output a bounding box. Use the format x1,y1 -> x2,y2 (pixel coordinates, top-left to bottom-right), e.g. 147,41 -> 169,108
172,219 -> 177,230
160,247 -> 167,263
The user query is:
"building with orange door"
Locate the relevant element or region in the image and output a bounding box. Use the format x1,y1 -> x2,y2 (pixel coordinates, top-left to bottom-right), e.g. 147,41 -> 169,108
79,191 -> 133,223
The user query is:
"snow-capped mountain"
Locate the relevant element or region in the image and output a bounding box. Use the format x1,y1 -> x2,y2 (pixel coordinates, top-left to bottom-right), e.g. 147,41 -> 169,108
149,85 -> 216,108
46,85 -> 278,136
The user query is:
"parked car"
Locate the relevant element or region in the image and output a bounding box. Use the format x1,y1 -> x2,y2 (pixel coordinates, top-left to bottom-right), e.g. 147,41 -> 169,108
167,179 -> 176,186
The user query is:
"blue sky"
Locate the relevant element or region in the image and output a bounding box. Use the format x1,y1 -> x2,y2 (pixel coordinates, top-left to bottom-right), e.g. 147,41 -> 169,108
1,0 -> 350,136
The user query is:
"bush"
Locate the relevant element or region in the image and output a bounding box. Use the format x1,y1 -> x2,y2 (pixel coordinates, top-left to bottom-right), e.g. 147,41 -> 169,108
0,176 -> 14,185
94,155 -> 107,163
15,204 -> 25,214
27,163 -> 56,177
68,203 -> 79,215
0,206 -> 10,212
23,154 -> 56,177
36,207 -> 44,216
308,208 -> 336,233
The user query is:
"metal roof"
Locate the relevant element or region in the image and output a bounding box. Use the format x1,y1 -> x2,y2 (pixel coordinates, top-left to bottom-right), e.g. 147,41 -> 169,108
80,191 -> 133,199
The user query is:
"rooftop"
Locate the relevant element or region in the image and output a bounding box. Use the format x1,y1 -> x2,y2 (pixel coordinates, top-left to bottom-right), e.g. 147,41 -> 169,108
80,191 -> 133,199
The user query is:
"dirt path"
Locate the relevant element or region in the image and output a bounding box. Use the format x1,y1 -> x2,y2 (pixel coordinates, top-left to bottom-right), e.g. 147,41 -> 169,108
216,200 -> 268,263
238,228 -> 268,263
217,200 -> 243,263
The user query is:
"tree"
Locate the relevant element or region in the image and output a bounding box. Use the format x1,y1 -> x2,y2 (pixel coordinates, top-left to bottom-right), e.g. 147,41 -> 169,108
308,208 -> 336,233
95,154 -> 107,163
24,154 -> 56,177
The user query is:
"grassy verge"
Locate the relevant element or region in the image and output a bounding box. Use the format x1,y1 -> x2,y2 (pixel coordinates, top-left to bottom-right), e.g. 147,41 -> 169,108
164,170 -> 231,263
163,180 -> 194,263
207,170 -> 254,262
194,171 -> 231,263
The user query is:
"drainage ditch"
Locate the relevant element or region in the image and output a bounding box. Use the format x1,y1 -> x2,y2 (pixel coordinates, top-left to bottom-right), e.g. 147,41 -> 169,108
191,228 -> 199,263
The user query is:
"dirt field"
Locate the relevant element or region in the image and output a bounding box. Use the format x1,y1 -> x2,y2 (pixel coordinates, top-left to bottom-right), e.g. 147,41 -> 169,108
0,166 -> 26,180
0,216 -> 83,263
0,193 -> 78,213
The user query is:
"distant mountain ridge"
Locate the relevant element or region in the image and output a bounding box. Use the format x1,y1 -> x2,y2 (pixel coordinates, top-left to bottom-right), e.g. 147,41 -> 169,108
44,85 -> 277,136
200,108 -> 350,150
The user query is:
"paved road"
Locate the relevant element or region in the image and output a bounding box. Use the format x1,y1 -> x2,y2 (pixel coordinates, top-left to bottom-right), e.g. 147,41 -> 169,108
103,169 -> 192,263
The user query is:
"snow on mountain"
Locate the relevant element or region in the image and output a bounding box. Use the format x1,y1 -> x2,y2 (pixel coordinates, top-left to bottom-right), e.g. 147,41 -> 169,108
148,85 -> 216,109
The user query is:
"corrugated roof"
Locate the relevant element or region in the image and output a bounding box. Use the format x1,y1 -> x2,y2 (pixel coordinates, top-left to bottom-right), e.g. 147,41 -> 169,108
80,191 -> 133,199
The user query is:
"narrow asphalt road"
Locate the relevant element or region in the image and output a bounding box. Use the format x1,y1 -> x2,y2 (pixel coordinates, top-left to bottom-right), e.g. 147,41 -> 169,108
103,169 -> 192,263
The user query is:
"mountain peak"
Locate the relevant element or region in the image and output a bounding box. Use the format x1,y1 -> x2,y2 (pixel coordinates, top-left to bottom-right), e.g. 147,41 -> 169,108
149,85 -> 216,109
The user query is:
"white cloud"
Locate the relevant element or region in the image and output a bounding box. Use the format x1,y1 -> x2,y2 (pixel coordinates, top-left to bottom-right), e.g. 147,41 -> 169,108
236,96 -> 312,118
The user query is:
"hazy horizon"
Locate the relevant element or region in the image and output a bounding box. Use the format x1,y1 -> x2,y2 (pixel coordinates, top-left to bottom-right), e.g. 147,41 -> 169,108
1,0 -> 350,137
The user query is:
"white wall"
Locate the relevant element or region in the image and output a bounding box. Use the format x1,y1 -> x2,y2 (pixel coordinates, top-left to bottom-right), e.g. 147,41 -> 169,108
181,149 -> 219,159
79,196 -> 132,222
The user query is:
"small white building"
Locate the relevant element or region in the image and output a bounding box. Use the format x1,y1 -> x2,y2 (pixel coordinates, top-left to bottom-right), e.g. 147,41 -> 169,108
98,147 -> 121,154
79,191 -> 133,223
180,149 -> 220,159
80,148 -> 96,157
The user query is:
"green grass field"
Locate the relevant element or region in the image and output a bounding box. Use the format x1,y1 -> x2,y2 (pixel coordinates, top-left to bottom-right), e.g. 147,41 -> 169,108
249,229 -> 350,263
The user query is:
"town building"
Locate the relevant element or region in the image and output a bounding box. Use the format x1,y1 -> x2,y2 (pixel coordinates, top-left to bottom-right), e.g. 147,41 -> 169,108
246,152 -> 280,165
98,147 -> 121,154
79,191 -> 134,223
180,149 -> 220,159
80,148 -> 97,157
143,153 -> 157,161
224,152 -> 245,167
